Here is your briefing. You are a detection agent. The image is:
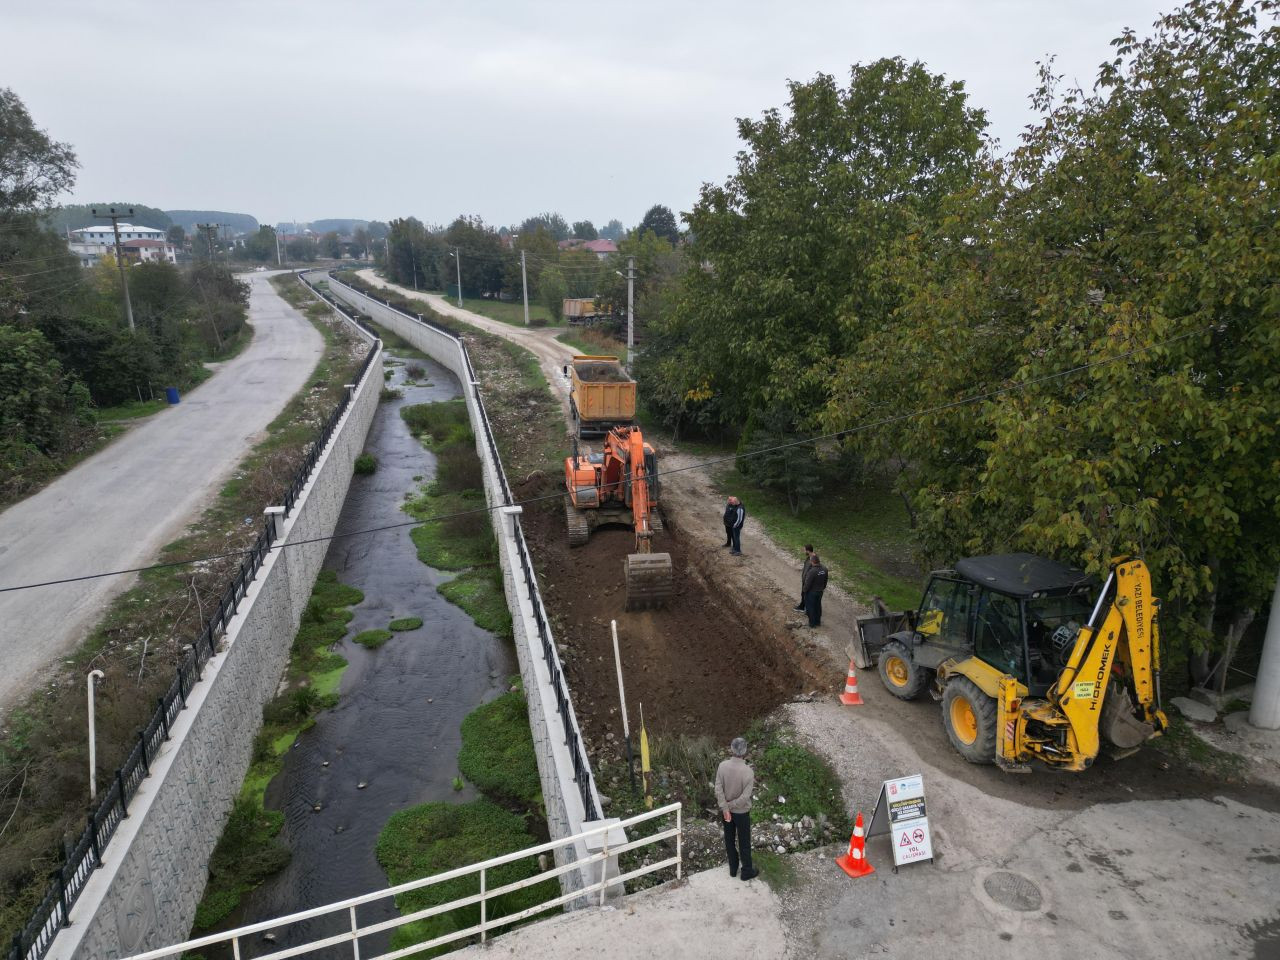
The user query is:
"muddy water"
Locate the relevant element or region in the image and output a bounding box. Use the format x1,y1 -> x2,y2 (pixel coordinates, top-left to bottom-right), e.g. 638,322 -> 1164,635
233,352 -> 514,956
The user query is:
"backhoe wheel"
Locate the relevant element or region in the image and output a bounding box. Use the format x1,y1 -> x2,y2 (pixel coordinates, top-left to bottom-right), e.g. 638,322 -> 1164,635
941,677 -> 997,765
564,495 -> 589,547
877,641 -> 927,700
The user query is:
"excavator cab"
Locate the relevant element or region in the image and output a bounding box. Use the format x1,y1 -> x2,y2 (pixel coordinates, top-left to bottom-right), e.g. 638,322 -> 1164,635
857,553 -> 1168,772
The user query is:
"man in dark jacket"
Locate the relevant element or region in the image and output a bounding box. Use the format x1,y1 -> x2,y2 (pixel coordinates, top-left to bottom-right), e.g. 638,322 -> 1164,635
794,544 -> 815,611
723,496 -> 746,555
802,553 -> 828,627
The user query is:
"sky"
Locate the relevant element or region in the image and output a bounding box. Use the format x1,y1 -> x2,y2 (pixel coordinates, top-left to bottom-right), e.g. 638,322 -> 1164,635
7,0 -> 1174,230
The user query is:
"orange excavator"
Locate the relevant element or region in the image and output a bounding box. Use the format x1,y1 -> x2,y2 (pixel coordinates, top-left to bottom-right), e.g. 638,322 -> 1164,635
564,425 -> 673,609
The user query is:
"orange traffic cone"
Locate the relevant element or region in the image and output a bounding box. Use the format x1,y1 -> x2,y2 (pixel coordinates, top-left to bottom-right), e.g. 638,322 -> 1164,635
839,660 -> 864,706
835,812 -> 875,878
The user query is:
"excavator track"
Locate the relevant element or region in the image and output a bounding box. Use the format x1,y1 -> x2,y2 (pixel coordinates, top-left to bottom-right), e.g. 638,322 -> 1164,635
565,495 -> 590,547
624,552 -> 674,610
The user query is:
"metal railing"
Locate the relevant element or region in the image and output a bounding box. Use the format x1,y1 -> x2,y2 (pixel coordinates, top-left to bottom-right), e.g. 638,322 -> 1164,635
8,297 -> 380,960
325,272 -> 601,820
120,803 -> 682,960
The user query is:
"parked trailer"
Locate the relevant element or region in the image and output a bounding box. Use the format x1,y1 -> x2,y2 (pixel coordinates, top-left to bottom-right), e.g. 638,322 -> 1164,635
563,297 -> 606,325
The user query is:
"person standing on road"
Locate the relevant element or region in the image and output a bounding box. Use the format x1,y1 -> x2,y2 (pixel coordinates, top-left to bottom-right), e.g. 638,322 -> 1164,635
803,552 -> 829,628
794,544 -> 815,611
723,496 -> 746,555
715,737 -> 757,881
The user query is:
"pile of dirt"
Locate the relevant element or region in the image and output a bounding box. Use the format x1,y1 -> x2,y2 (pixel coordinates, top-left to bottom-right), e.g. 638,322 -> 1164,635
521,502 -> 829,744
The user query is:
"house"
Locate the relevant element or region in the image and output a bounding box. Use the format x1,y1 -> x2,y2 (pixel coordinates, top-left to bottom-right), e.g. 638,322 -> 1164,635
67,223 -> 177,267
556,238 -> 618,260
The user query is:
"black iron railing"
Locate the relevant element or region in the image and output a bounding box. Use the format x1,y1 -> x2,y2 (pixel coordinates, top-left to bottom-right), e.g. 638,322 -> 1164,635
324,273 -> 601,822
8,291 -> 379,960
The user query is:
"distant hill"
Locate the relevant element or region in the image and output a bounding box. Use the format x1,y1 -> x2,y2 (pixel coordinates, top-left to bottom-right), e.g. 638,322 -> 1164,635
45,203 -> 172,234
165,210 -> 259,236
310,219 -> 368,235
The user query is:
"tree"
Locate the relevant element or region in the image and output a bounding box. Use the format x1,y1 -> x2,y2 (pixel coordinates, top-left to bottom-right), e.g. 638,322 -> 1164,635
647,60 -> 988,437
166,224 -> 186,247
0,88 -> 77,223
320,230 -> 342,259
540,265 -> 567,322
241,225 -> 277,262
518,212 -> 569,242
353,227 -> 370,258
571,220 -> 598,240
825,0 -> 1280,682
558,248 -> 601,298
638,205 -> 679,245
600,219 -> 625,241
286,236 -> 317,261
444,215 -> 506,297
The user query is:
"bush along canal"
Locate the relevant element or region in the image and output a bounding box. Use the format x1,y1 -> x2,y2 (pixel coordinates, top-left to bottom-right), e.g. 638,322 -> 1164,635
189,350 -> 531,956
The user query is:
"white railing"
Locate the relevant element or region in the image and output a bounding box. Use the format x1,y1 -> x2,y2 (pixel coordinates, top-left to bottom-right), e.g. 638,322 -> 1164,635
122,803 -> 682,960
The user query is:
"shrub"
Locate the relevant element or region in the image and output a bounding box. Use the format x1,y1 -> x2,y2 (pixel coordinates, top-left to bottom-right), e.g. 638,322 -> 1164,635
354,453 -> 377,475
457,692 -> 541,810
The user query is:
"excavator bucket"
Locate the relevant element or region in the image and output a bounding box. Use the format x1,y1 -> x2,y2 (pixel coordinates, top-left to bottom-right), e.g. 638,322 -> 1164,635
624,552 -> 674,610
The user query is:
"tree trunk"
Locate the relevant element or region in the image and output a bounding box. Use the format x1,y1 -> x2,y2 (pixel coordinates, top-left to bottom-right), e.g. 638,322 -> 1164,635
1214,607 -> 1256,694
1189,557 -> 1219,688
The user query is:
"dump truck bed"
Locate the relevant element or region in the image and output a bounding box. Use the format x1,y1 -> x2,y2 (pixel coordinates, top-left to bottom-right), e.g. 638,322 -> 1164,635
570,355 -> 636,435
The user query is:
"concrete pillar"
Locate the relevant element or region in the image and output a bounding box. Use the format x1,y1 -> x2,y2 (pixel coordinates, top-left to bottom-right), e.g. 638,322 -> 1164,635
1249,568 -> 1280,730
500,505 -> 523,539
263,505 -> 286,543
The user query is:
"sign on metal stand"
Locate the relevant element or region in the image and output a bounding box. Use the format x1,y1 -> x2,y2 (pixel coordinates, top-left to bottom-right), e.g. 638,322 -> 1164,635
866,773 -> 934,872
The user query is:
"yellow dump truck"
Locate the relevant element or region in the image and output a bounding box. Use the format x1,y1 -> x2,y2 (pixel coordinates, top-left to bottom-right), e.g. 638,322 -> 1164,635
567,355 -> 636,439
562,298 -> 604,324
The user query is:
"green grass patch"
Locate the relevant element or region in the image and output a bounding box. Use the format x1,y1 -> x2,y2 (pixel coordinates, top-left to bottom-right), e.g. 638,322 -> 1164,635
714,467 -> 922,610
408,490 -> 493,569
354,452 -> 377,475
362,316 -> 432,360
354,628 -> 393,649
458,691 -> 542,812
555,329 -> 628,365
752,849 -> 799,891
747,719 -> 849,833
389,616 -> 424,632
401,400 -> 472,448
376,800 -> 556,957
93,397 -> 168,421
457,296 -> 556,328
440,568 -> 512,639
1153,715 -> 1248,780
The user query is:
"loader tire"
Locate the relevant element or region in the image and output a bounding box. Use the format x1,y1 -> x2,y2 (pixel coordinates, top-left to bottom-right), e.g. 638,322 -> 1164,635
942,677 -> 997,765
565,495 -> 590,547
877,641 -> 927,701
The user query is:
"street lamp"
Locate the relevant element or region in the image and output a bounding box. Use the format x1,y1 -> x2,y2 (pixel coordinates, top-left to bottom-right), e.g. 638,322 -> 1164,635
511,235 -> 530,327
87,670 -> 104,800
449,249 -> 462,308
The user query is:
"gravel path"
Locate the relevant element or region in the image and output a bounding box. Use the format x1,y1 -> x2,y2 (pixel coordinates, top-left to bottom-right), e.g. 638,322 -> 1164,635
0,272 -> 323,717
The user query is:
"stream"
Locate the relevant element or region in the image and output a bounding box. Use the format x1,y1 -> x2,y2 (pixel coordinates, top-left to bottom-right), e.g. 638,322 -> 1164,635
233,350 -> 515,956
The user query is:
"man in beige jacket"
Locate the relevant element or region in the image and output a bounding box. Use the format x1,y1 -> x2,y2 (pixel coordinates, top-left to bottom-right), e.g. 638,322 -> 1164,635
714,737 -> 757,880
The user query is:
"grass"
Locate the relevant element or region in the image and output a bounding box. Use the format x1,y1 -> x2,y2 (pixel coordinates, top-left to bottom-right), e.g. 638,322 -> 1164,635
457,690 -> 542,812
389,616 -> 424,632
440,569 -> 512,639
1152,715 -> 1248,781
711,466 -> 923,611
556,328 -> 628,365
191,569 -> 363,931
753,849 -> 799,891
354,628 -> 393,649
93,397 -> 168,421
376,800 -> 556,956
363,317 -> 432,360
354,453 -> 377,475
453,295 -> 557,328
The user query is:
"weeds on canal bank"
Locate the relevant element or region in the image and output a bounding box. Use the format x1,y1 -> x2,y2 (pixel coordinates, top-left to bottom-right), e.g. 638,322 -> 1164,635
401,401 -> 512,640
190,570 -> 363,932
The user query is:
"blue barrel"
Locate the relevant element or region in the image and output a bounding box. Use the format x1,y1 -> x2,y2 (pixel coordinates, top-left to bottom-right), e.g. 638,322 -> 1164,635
165,386 -> 180,405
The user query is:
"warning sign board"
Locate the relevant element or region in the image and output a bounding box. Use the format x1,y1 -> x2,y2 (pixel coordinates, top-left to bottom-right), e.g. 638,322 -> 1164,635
866,774 -> 933,870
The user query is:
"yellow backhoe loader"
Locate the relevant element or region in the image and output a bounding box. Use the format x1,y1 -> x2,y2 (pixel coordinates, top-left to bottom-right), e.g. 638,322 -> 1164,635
855,553 -> 1168,772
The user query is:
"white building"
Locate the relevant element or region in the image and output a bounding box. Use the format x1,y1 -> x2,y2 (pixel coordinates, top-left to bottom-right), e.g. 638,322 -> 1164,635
68,223 -> 177,267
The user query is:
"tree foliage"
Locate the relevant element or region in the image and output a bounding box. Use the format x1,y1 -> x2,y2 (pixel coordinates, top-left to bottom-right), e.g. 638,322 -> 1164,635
600,218 -> 625,241
571,219 -> 598,240
638,204 -> 678,244
0,88 -> 77,221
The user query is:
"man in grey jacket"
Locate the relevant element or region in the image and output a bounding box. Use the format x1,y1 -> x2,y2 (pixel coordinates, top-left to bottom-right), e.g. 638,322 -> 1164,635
714,737 -> 757,880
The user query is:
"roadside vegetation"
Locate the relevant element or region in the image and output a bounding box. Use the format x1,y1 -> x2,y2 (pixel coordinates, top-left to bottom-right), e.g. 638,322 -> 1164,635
556,327 -> 627,364
376,683 -> 552,956
191,570 -> 363,932
0,274 -> 365,942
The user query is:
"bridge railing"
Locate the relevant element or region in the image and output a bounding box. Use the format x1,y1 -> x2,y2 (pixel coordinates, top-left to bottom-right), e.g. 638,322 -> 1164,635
119,803 -> 682,960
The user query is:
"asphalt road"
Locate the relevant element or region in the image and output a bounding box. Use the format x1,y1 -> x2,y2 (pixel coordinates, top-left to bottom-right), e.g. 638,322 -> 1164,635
0,273 -> 323,718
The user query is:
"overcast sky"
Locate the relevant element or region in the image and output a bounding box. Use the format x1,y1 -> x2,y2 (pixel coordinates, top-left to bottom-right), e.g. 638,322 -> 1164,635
8,0 -> 1173,230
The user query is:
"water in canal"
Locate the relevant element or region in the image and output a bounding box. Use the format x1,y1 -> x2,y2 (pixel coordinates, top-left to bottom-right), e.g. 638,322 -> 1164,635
234,350 -> 514,955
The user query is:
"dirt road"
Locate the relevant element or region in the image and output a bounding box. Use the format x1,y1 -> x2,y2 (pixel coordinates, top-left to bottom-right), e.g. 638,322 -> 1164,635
0,273 -> 323,718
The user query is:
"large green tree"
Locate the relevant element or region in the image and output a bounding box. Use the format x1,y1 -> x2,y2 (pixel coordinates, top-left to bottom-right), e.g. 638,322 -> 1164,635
645,59 -> 988,436
826,0 -> 1280,681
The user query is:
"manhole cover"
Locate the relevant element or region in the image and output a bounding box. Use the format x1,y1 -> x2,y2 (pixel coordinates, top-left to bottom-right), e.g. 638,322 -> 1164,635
983,871 -> 1043,912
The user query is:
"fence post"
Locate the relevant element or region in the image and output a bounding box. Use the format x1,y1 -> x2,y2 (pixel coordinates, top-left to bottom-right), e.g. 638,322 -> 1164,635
479,868 -> 487,943
264,505 -> 286,543
158,697 -> 170,740
138,730 -> 150,775
54,867 -> 69,928
88,811 -> 101,866
116,770 -> 129,817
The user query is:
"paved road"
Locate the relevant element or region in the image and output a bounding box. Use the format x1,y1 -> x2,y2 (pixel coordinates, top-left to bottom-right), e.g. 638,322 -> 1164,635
0,273 -> 323,717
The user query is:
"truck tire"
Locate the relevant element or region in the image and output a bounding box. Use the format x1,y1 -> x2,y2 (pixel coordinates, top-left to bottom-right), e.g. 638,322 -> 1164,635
941,677 -> 997,764
877,641 -> 927,700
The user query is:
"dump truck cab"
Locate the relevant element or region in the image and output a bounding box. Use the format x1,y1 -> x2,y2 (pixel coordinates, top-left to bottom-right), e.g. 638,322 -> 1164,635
858,553 -> 1167,771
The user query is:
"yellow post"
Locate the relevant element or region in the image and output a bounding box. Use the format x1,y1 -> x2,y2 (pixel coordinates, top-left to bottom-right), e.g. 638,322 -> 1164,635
639,702 -> 653,810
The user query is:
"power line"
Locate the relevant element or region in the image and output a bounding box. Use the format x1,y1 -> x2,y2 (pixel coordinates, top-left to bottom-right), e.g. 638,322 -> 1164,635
0,322 -> 1209,596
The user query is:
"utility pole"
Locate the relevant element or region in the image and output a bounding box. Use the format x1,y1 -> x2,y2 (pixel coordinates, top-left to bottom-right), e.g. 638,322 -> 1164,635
520,249 -> 530,326
93,207 -> 135,331
1251,567 -> 1280,729
626,254 -> 636,357
452,247 -> 463,307
196,223 -> 221,263
275,228 -> 282,266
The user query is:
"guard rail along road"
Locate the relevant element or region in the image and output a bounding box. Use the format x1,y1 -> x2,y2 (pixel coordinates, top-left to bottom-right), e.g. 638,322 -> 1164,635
317,270 -> 621,902
14,281 -> 383,960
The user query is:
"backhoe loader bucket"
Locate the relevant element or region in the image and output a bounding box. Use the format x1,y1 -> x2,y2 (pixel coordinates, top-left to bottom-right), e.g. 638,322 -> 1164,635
624,552 -> 674,610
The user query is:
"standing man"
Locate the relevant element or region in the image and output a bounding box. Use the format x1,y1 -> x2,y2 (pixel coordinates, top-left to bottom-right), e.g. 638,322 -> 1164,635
803,552 -> 829,628
715,737 -> 757,881
725,496 -> 746,556
794,544 -> 815,611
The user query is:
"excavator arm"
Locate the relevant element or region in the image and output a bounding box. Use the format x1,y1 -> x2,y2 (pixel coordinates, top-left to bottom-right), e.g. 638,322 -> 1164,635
1050,557 -> 1168,764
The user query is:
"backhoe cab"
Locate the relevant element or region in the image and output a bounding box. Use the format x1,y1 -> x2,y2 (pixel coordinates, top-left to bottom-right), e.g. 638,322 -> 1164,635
856,553 -> 1168,772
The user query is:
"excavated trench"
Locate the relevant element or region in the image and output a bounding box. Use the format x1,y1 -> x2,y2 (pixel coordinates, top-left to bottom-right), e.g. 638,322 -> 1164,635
229,352 -> 514,955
